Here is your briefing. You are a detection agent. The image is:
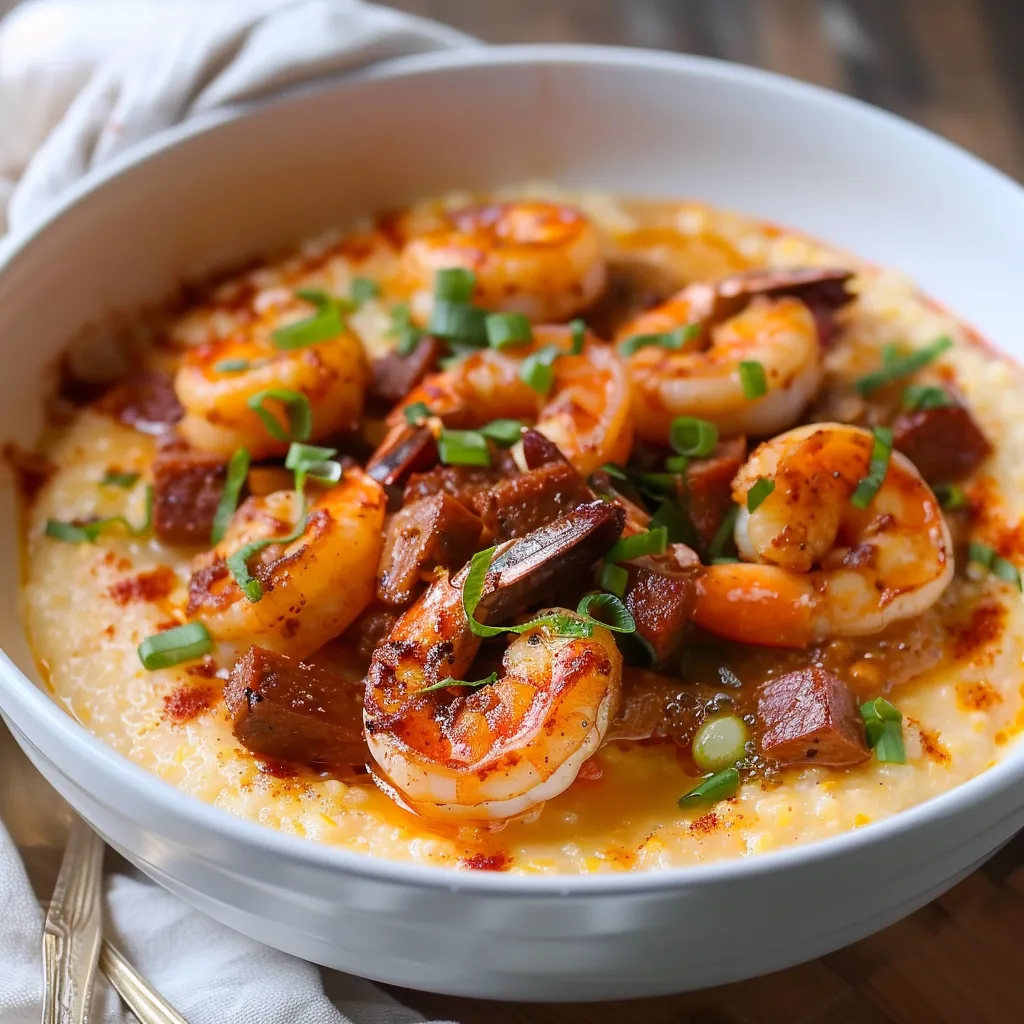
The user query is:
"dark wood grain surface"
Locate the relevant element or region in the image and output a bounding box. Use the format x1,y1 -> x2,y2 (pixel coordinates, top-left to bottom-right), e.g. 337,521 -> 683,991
373,2 -> 1024,1021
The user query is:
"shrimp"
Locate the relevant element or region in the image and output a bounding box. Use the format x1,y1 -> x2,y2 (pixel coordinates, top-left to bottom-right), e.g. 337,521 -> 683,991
364,501 -> 625,821
692,423 -> 954,648
374,325 -> 632,478
619,293 -> 823,443
174,291 -> 369,459
187,469 -> 385,660
401,201 -> 607,324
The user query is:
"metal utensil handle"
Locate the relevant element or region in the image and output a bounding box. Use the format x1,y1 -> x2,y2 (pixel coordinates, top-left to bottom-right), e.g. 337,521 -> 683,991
100,940 -> 190,1024
40,816 -> 104,1023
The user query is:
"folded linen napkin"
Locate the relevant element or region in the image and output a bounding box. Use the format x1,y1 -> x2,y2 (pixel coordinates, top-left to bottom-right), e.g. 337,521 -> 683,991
0,1 -> 475,1020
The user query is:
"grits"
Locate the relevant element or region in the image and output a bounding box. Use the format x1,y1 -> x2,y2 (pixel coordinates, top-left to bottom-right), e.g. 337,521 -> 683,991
18,191 -> 1024,874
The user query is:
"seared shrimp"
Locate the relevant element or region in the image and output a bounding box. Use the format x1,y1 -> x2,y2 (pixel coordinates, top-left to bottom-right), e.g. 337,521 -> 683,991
188,469 -> 385,660
175,292 -> 368,459
377,326 -> 632,477
401,201 -> 607,323
620,293 -> 823,443
364,502 -> 625,821
692,423 -> 953,648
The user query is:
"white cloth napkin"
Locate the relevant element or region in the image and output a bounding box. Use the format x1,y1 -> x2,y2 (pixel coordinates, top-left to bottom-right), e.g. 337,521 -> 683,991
0,1 -> 475,1020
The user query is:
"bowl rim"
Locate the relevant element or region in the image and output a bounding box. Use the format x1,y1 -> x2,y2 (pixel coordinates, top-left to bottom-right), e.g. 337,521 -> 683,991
3,42 -> 1024,895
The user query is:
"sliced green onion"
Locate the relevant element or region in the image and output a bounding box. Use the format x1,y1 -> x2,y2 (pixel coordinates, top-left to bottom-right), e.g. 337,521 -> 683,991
350,277 -> 379,304
227,495 -> 307,603
485,313 -> 532,350
569,318 -> 586,355
934,483 -> 968,510
850,426 -> 893,510
428,300 -> 488,345
678,767 -> 740,809
708,504 -> 740,562
669,416 -> 718,458
271,289 -> 346,349
210,447 -> 251,544
860,697 -> 906,764
213,358 -> 251,374
692,715 -> 750,773
738,360 -> 767,399
418,671 -> 498,695
285,442 -> 342,487
438,429 -> 491,467
665,455 -> 689,474
968,542 -> 1023,591
606,527 -> 669,564
576,592 -> 637,633
434,267 -> 476,303
46,485 -> 153,543
479,419 -> 525,447
618,323 -> 700,358
137,622 -> 214,671
388,303 -> 423,357
247,389 -> 312,443
599,562 -> 629,599
903,384 -> 951,411
854,336 -> 954,395
101,470 -> 139,489
599,463 -> 630,483
746,477 -> 775,513
519,345 -> 561,395
403,401 -> 432,426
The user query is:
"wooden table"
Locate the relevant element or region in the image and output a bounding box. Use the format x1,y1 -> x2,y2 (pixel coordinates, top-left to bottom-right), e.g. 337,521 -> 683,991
374,2 -> 1024,1021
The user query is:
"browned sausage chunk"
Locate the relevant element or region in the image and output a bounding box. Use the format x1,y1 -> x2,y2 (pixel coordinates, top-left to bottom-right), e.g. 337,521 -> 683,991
224,646 -> 368,779
402,453 -> 518,506
376,493 -> 484,605
685,438 -> 747,545
365,424 -> 438,487
891,395 -> 992,483
625,544 -> 699,665
473,461 -> 593,540
100,371 -> 184,435
758,666 -> 869,766
369,335 -> 445,405
152,440 -> 227,545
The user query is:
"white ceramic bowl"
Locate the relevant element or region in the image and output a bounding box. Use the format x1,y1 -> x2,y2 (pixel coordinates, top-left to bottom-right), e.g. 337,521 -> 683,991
1,46 -> 1023,1002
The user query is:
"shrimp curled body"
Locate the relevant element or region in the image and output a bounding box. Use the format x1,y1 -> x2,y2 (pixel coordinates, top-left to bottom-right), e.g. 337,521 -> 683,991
692,423 -> 954,647
364,573 -> 623,822
188,470 -> 386,660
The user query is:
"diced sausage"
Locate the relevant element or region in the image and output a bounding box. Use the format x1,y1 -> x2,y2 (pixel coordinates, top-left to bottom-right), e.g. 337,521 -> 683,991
152,439 -> 227,545
224,646 -> 368,780
472,461 -> 593,541
625,544 -> 700,665
758,666 -> 869,766
521,428 -> 569,469
369,335 -> 445,405
352,606 -> 400,662
891,393 -> 992,482
377,493 -> 484,605
365,425 -> 438,486
717,267 -> 854,315
685,438 -> 747,545
100,371 -> 184,435
402,450 -> 519,506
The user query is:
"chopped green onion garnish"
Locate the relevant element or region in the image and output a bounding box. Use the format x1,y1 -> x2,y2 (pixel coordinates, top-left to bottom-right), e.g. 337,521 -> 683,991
599,562 -> 629,599
388,303 -> 423,357
850,426 -> 893,510
351,277 -> 379,304
418,671 -> 498,694
485,313 -> 533,350
859,697 -> 906,764
46,485 -> 153,543
434,267 -> 476,303
101,470 -> 139,489
903,384 -> 951,412
669,416 -> 718,458
967,542 -> 1023,591
519,345 -> 561,395
438,429 -> 491,467
678,767 -> 740,809
746,477 -> 775,513
618,323 -> 700,358
285,442 -> 342,487
271,289 -> 346,349
739,360 -> 767,399
479,419 -> 525,447
575,592 -> 637,633
708,505 -> 740,561
569,318 -> 586,355
137,622 -> 214,671
227,494 -> 307,603
210,447 -> 250,544
428,300 -> 488,345
403,401 -> 432,426
692,715 -> 750,773
934,483 -> 968,510
854,336 -> 953,395
247,389 -> 312,443
665,455 -> 689,474
213,358 -> 251,374
606,527 -> 669,564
